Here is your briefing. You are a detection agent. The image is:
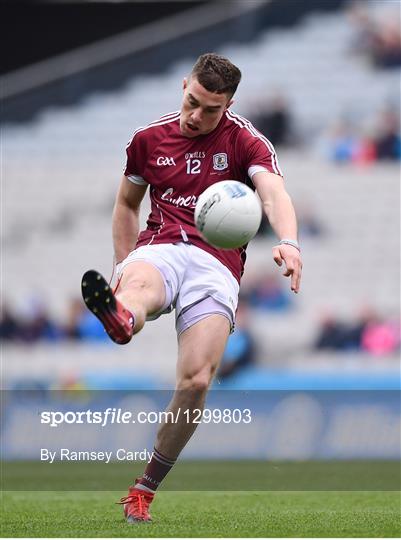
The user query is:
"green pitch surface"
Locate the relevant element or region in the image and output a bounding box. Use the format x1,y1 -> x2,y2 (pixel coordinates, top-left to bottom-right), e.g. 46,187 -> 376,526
1,490 -> 400,537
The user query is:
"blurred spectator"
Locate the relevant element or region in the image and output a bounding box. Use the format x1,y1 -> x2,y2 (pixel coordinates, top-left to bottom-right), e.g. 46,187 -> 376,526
76,311 -> 109,342
344,306 -> 378,350
315,308 -> 372,351
348,2 -> 378,56
374,107 -> 401,160
348,2 -> 401,69
217,301 -> 256,379
314,313 -> 350,350
361,319 -> 400,356
250,93 -> 293,147
324,120 -> 360,163
0,303 -> 20,341
314,307 -> 400,355
322,108 -> 400,165
18,296 -> 62,342
64,297 -> 86,339
64,296 -> 109,342
244,273 -> 292,312
352,128 -> 377,165
372,20 -> 401,69
297,203 -> 324,238
0,295 -> 109,344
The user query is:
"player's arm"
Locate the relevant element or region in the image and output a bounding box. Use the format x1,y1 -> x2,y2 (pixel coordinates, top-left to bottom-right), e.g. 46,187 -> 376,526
112,175 -> 148,264
252,171 -> 302,293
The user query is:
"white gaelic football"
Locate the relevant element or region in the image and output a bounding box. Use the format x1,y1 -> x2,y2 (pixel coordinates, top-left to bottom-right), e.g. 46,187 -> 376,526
194,180 -> 262,249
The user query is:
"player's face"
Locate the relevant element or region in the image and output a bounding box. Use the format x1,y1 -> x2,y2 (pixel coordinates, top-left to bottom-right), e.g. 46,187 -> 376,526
180,77 -> 233,138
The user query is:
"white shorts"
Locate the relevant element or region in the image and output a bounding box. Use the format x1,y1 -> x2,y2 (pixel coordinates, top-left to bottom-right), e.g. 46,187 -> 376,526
119,242 -> 239,335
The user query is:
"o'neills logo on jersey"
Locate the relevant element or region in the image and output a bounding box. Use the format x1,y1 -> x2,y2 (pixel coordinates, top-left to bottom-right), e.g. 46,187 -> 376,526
185,151 -> 206,160
161,187 -> 197,208
156,156 -> 176,166
213,152 -> 228,171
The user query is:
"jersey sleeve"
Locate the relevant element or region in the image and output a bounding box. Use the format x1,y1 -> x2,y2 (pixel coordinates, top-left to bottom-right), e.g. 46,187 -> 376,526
240,129 -> 283,180
123,130 -> 149,185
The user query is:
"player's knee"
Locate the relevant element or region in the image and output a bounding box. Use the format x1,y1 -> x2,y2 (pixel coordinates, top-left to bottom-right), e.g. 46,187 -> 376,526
178,368 -> 213,393
188,374 -> 210,393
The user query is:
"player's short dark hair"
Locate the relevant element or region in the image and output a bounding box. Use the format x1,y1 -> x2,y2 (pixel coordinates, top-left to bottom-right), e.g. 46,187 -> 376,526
191,53 -> 242,98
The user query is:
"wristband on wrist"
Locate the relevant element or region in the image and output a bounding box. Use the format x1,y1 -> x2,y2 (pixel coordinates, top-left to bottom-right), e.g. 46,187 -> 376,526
279,239 -> 300,252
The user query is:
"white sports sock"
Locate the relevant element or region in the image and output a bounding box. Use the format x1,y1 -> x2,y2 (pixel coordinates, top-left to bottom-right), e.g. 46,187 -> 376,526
134,482 -> 155,494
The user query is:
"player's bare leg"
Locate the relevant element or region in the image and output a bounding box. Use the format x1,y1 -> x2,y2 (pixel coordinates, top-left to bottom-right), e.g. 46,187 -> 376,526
120,314 -> 230,522
156,314 -> 230,456
81,261 -> 165,344
116,261 -> 166,334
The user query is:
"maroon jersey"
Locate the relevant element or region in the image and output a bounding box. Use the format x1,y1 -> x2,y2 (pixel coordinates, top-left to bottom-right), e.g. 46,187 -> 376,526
124,109 -> 282,283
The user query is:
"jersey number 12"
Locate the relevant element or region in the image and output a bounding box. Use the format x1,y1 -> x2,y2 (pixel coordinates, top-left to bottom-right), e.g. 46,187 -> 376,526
186,159 -> 201,174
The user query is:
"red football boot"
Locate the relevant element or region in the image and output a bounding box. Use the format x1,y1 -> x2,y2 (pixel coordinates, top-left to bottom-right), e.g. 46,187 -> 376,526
118,484 -> 155,523
81,270 -> 134,345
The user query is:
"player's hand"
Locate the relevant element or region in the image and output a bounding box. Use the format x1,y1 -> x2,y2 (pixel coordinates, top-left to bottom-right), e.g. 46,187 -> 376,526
272,244 -> 303,293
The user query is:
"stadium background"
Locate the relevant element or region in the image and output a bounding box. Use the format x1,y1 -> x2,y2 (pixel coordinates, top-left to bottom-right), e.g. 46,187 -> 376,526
1,0 -> 400,495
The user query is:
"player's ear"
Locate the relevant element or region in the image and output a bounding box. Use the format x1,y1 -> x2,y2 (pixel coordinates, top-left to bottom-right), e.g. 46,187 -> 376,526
183,78 -> 188,91
226,98 -> 234,109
